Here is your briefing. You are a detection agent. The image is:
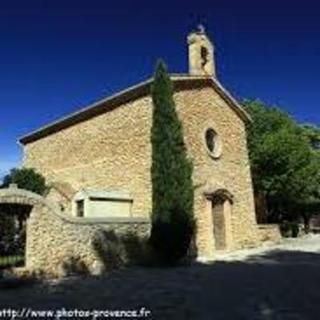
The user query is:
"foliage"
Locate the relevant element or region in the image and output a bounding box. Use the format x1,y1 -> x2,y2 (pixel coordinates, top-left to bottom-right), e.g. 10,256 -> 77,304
0,168 -> 45,255
291,222 -> 300,238
61,256 -> 89,276
243,99 -> 320,224
0,255 -> 24,269
1,168 -> 47,195
301,124 -> 320,150
0,213 -> 15,255
280,221 -> 300,238
0,204 -> 29,257
92,229 -> 155,270
150,60 -> 194,263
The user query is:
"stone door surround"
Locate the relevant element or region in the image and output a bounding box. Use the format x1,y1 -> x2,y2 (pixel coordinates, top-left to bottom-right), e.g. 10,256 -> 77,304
204,189 -> 233,251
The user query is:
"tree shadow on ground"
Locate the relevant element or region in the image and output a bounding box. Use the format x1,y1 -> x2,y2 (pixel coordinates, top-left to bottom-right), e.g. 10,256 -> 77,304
0,249 -> 320,320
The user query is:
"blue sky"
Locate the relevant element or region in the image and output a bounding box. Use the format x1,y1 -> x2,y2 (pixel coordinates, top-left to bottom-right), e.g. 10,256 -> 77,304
1,0 -> 320,177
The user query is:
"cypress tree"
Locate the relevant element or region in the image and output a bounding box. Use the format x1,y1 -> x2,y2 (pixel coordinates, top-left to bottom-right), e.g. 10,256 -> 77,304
150,60 -> 194,263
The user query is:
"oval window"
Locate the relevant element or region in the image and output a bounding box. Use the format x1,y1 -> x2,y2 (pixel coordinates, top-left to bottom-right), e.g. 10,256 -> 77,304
205,128 -> 216,152
204,128 -> 222,159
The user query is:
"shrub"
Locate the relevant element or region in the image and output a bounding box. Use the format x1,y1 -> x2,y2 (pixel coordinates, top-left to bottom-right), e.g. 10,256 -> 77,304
280,221 -> 291,237
280,220 -> 300,238
291,222 -> 300,238
92,230 -> 125,271
61,256 -> 89,276
1,168 -> 47,195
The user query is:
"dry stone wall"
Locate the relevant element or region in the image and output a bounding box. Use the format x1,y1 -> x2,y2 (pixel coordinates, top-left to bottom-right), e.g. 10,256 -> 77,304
257,225 -> 281,244
23,80 -> 280,258
26,203 -> 150,276
1,186 -> 150,276
0,186 -> 279,277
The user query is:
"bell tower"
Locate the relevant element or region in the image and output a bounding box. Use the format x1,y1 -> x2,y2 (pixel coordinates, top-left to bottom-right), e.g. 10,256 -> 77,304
187,25 -> 216,77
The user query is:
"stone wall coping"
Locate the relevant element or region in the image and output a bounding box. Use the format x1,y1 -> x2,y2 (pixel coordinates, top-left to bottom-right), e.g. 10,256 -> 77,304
0,187 -> 150,226
74,188 -> 133,201
0,188 -> 44,197
60,216 -> 150,225
0,188 -> 60,212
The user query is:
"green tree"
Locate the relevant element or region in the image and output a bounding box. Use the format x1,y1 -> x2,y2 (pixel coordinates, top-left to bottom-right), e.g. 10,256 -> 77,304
300,124 -> 320,150
243,99 -> 320,227
0,168 -> 47,257
150,60 -> 194,263
1,168 -> 47,195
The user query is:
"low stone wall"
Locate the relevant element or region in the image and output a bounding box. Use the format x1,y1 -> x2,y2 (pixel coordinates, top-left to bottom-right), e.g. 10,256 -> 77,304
26,203 -> 150,277
257,224 -> 281,244
26,203 -> 280,276
1,186 -> 282,276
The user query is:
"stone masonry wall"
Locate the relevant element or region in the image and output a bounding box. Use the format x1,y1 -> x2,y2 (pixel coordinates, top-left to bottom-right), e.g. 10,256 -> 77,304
257,225 -> 281,244
23,80 -> 278,257
24,95 -> 153,217
27,202 -> 150,276
172,85 -> 260,256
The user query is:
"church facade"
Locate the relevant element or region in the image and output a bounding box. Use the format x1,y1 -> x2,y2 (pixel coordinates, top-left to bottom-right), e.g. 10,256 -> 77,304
20,27 -> 279,258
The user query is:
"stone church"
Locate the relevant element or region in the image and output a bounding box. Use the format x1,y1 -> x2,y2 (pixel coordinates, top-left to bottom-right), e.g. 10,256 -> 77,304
19,27 -> 279,259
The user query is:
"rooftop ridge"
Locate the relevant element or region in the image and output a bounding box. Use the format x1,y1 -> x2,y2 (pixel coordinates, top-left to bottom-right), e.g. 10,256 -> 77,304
19,74 -> 250,145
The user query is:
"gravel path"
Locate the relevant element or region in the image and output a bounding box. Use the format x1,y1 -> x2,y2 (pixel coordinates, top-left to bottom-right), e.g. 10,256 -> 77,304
0,235 -> 320,319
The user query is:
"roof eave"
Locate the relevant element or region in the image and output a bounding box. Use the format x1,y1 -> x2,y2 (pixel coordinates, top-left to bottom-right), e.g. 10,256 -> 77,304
208,77 -> 252,123
19,78 -> 154,145
19,74 -> 251,145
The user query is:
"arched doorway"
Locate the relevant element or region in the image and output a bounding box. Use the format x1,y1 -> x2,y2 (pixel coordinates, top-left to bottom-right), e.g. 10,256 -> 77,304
0,184 -> 50,269
205,189 -> 233,251
0,202 -> 32,268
